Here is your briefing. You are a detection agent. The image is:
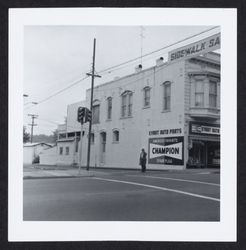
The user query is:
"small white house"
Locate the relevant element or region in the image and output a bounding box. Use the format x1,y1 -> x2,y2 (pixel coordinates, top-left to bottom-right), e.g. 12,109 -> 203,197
39,146 -> 58,165
23,142 -> 52,164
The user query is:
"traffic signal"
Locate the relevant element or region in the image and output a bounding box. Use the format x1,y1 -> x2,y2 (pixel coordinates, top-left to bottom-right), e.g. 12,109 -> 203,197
77,107 -> 85,123
85,108 -> 92,123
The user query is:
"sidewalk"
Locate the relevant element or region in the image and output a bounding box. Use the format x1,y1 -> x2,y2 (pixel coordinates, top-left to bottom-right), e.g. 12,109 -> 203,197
23,165 -> 95,179
23,164 -> 220,179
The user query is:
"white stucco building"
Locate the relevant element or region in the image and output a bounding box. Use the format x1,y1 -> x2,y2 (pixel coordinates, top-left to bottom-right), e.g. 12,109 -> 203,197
43,48 -> 220,170
23,142 -> 52,164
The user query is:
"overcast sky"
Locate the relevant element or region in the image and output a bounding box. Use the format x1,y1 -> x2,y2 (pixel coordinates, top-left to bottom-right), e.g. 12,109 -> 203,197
23,25 -> 220,135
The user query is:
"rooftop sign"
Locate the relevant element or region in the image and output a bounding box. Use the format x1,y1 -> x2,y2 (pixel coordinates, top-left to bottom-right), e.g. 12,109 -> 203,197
168,33 -> 220,63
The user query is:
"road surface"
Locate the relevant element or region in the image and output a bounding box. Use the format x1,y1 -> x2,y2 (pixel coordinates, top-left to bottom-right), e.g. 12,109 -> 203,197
23,169 -> 220,221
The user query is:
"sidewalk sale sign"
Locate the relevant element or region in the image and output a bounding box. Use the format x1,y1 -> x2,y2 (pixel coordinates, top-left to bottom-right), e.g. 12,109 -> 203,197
168,33 -> 220,63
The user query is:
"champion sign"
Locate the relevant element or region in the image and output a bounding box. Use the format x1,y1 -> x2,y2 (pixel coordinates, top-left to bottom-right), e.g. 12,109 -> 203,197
148,137 -> 184,165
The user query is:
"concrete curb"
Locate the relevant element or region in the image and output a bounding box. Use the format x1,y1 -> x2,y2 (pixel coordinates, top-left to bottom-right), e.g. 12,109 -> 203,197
23,174 -> 95,180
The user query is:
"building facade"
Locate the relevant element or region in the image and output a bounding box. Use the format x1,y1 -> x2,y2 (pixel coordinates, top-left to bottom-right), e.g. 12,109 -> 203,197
52,51 -> 220,170
23,142 -> 52,164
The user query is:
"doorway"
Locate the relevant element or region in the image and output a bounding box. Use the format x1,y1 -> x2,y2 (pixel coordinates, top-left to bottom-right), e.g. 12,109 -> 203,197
188,139 -> 220,168
188,141 -> 206,168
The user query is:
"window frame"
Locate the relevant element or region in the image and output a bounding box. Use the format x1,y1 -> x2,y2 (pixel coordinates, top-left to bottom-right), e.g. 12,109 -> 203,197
65,146 -> 69,155
121,94 -> 127,118
92,104 -> 100,124
75,137 -> 79,152
128,92 -> 133,117
163,81 -> 171,111
107,97 -> 112,120
143,86 -> 151,108
209,80 -> 217,108
59,147 -> 63,155
90,132 -> 95,144
121,91 -> 133,118
112,129 -> 120,143
195,80 -> 205,107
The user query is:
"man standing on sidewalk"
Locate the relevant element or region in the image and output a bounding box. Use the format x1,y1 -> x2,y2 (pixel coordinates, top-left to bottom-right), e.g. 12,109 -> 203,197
139,148 -> 147,173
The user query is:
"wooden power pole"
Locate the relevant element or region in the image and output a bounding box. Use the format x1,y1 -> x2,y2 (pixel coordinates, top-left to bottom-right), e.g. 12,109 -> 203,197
86,38 -> 101,171
28,114 -> 38,143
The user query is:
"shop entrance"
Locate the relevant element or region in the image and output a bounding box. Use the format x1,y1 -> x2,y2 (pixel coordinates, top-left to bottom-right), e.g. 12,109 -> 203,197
100,132 -> 106,165
188,139 -> 220,168
207,141 -> 220,167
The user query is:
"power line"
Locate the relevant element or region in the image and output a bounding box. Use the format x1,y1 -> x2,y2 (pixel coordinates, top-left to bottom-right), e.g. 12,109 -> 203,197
25,26 -> 220,109
24,75 -> 90,111
37,117 -> 83,131
97,26 -> 220,75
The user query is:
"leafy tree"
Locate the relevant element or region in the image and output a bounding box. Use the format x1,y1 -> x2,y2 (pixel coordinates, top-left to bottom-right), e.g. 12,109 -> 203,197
52,129 -> 58,143
23,126 -> 30,143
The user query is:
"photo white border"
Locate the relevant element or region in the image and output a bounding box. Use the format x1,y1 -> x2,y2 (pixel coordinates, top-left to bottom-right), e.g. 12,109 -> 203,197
8,8 -> 237,241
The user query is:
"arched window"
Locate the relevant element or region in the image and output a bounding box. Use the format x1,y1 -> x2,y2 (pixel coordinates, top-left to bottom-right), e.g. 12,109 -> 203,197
107,97 -> 112,120
143,86 -> 150,107
163,81 -> 171,111
92,99 -> 100,124
121,91 -> 133,118
113,130 -> 119,143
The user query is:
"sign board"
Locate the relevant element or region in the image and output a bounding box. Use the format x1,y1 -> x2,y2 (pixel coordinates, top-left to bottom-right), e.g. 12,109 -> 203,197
189,122 -> 220,136
149,128 -> 182,136
148,136 -> 184,165
168,33 -> 220,63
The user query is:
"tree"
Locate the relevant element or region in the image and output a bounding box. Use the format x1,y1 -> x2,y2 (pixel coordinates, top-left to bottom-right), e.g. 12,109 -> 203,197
52,129 -> 58,143
23,126 -> 30,143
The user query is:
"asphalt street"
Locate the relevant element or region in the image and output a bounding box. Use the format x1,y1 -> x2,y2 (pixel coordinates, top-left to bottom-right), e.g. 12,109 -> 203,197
23,170 -> 220,221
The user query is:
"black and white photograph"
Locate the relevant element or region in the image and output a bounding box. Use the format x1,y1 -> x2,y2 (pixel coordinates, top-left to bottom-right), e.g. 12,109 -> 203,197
8,8 -> 237,242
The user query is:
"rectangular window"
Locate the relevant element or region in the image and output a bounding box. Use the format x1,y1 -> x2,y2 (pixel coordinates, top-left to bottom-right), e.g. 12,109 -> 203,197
128,93 -> 133,116
59,147 -> 63,155
121,92 -> 133,118
121,95 -> 127,117
163,82 -> 171,110
65,146 -> 69,155
144,88 -> 150,107
107,98 -> 112,120
195,81 -> 204,107
209,81 -> 217,107
92,105 -> 100,124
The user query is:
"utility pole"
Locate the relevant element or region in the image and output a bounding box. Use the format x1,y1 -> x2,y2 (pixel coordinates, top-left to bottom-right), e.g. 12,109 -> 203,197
79,122 -> 83,175
86,38 -> 101,171
28,114 -> 38,143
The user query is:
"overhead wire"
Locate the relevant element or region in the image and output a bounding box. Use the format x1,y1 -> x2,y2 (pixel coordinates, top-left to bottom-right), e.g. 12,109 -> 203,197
24,75 -> 90,111
25,26 -> 220,110
97,26 -> 220,75
36,117 -> 83,131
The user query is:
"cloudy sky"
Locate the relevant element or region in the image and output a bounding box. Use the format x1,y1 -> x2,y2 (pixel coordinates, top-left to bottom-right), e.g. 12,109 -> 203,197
23,25 -> 220,135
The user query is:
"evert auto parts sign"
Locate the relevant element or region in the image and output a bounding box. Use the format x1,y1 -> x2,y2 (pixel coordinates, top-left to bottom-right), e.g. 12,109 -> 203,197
148,137 -> 184,165
168,33 -> 220,63
190,122 -> 220,136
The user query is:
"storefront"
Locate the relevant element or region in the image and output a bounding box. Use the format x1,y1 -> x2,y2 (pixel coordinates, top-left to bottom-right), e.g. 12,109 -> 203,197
187,122 -> 220,168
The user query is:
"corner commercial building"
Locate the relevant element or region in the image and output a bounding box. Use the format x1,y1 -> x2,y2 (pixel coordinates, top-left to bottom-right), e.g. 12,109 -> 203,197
48,48 -> 220,170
